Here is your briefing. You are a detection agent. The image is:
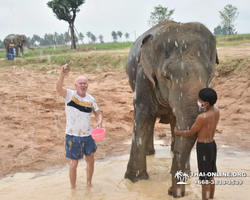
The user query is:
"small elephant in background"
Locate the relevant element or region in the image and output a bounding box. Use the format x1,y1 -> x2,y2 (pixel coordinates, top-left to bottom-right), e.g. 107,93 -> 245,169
4,34 -> 34,57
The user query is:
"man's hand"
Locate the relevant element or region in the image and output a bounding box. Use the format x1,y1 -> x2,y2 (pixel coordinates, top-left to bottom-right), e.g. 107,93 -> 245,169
96,122 -> 102,129
61,63 -> 71,74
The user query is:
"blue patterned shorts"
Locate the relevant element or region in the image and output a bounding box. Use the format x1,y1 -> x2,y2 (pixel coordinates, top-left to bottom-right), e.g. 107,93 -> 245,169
65,135 -> 97,160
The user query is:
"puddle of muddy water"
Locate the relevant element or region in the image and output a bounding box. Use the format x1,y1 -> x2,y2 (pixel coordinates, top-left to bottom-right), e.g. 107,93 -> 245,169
0,141 -> 249,200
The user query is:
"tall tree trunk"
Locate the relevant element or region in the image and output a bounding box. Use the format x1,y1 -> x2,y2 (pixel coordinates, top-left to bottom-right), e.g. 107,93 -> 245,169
69,22 -> 76,49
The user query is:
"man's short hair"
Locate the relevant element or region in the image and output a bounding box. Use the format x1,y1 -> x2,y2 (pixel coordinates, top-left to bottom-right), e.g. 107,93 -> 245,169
199,88 -> 217,106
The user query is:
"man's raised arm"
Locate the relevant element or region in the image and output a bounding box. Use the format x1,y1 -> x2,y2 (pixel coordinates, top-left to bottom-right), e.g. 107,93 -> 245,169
56,64 -> 70,98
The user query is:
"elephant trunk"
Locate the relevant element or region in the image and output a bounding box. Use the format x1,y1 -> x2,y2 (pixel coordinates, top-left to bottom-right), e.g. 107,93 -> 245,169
169,101 -> 200,197
27,46 -> 34,50
172,102 -> 200,172
24,41 -> 34,51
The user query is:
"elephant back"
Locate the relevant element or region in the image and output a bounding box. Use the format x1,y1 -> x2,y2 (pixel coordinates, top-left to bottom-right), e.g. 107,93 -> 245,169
4,34 -> 17,44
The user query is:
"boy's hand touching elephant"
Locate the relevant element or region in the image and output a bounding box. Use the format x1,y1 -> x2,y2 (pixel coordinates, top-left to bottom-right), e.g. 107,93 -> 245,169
174,127 -> 180,136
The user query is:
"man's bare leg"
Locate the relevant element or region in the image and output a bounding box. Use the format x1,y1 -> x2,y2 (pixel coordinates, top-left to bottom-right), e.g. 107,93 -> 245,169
209,177 -> 215,199
69,159 -> 79,189
85,153 -> 95,186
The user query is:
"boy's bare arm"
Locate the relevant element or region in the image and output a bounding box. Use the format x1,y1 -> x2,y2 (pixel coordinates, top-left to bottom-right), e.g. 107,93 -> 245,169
174,115 -> 204,137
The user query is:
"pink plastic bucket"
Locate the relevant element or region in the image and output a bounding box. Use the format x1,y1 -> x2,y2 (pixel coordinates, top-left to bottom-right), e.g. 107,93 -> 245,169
91,128 -> 105,140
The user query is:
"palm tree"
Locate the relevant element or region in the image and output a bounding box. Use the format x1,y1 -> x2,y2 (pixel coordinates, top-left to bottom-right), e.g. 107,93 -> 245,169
182,172 -> 189,182
90,34 -> 97,43
86,31 -> 92,42
64,32 -> 70,44
175,170 -> 183,180
125,33 -> 130,41
111,31 -> 118,42
0,39 -> 4,49
117,31 -> 123,42
98,35 -> 104,43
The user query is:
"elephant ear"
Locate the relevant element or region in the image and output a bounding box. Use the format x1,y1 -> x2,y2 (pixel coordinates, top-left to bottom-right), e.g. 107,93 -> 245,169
16,35 -> 22,44
138,34 -> 155,87
216,50 -> 219,64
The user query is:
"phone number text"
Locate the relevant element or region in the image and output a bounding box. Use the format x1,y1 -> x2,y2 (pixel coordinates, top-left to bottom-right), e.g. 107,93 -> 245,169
195,180 -> 243,185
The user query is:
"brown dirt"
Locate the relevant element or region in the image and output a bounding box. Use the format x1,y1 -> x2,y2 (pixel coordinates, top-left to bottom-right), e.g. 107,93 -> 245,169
0,46 -> 249,178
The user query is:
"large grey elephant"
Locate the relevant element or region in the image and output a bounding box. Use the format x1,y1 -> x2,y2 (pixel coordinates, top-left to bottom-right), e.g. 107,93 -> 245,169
3,34 -> 34,57
125,20 -> 219,198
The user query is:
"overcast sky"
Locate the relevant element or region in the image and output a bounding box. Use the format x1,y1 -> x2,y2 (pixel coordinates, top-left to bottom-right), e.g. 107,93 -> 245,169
0,0 -> 249,43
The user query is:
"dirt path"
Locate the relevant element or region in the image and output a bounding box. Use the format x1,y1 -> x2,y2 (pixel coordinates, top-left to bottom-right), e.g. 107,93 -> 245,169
0,46 -> 249,177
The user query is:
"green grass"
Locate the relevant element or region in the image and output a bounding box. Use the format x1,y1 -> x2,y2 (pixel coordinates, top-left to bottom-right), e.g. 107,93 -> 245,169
215,34 -> 250,38
0,41 -> 132,73
0,49 -> 129,74
216,34 -> 250,47
217,40 -> 250,47
83,41 -> 134,50
0,41 -> 134,59
0,42 -> 133,60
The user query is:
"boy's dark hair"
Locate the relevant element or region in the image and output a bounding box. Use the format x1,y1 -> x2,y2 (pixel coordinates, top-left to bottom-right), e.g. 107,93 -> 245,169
199,88 -> 217,106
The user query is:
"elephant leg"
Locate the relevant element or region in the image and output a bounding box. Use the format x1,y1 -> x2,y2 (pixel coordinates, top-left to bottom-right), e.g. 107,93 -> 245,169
170,115 -> 176,154
5,43 -> 10,54
168,135 -> 196,198
146,116 -> 156,155
125,109 -> 156,182
20,46 -> 24,56
15,46 -> 19,57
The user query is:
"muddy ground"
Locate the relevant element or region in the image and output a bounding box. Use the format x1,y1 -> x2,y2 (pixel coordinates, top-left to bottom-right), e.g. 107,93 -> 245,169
0,45 -> 249,177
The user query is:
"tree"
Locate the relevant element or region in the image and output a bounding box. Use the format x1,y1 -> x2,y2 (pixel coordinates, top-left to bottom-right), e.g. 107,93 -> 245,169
148,5 -> 175,27
117,31 -> 123,41
90,34 -> 97,43
125,33 -> 130,41
86,31 -> 92,42
76,32 -> 84,44
219,4 -> 239,35
31,34 -> 41,46
52,32 -> 58,45
57,33 -> 65,45
0,39 -> 4,49
74,34 -> 79,44
213,25 -> 227,35
64,31 -> 70,44
111,31 -> 118,42
39,33 -> 54,46
27,37 -> 32,46
47,0 -> 85,49
98,35 -> 104,43
78,32 -> 84,40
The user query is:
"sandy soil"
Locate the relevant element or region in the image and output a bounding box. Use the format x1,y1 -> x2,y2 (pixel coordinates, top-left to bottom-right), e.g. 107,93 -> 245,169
0,46 -> 249,178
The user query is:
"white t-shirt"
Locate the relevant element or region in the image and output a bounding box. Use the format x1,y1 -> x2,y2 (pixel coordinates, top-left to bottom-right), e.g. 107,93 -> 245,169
64,89 -> 99,137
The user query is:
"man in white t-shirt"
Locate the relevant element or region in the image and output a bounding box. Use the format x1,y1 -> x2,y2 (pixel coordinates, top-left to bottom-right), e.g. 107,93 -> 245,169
56,63 -> 103,189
